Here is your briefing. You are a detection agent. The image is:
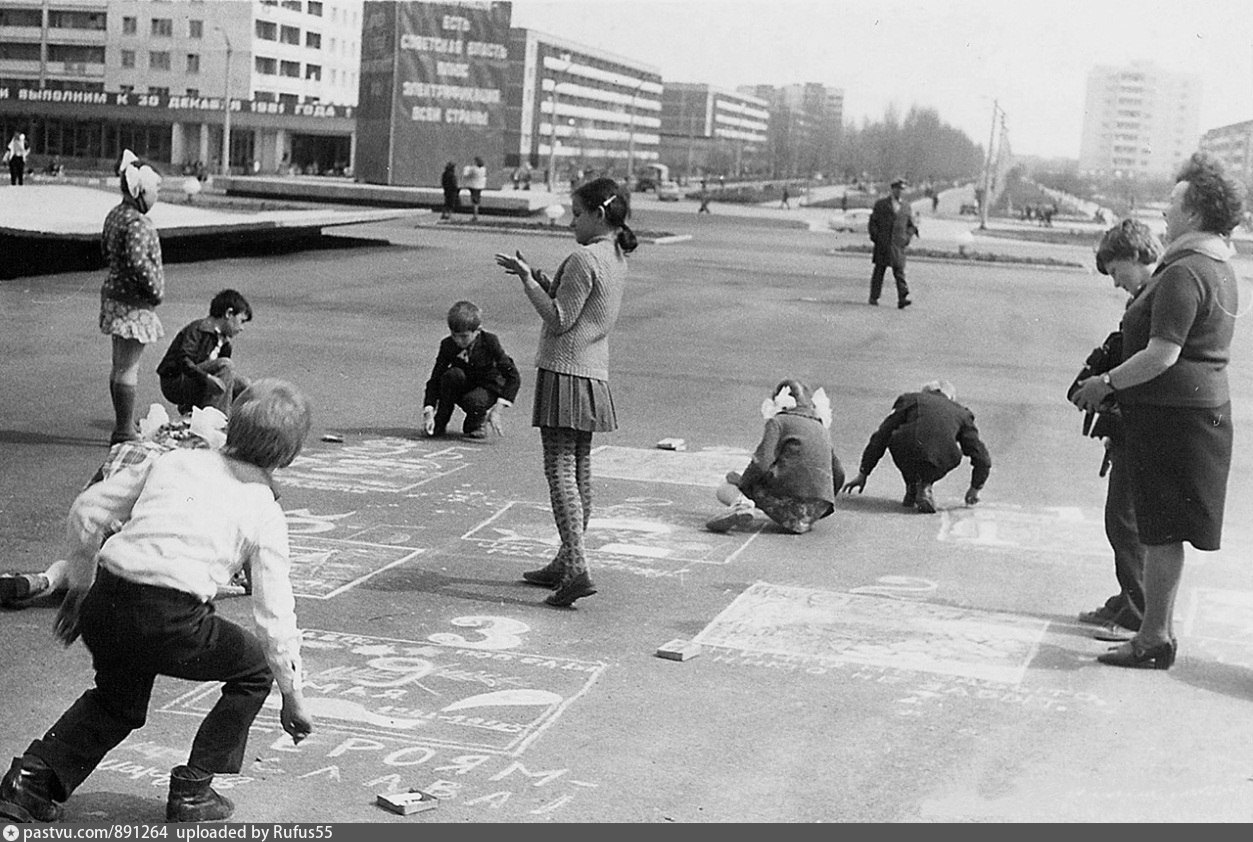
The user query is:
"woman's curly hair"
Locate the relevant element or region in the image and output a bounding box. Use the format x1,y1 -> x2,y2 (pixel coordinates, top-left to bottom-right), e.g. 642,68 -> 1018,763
1176,151 -> 1247,236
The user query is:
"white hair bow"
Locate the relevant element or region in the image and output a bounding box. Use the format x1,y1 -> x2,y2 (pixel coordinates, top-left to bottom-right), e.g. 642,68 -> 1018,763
118,148 -> 161,201
759,385 -> 832,428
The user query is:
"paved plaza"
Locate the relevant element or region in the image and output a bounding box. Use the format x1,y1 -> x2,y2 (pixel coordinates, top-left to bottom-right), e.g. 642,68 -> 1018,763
3,195 -> 1253,822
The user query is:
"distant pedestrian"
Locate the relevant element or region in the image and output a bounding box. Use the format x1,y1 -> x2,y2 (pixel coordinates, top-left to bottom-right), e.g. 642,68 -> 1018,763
520,162 -> 533,190
100,150 -> 165,445
840,191 -> 849,212
440,162 -> 458,220
5,131 -> 29,185
867,177 -> 919,309
493,178 -> 636,608
697,181 -> 711,214
463,156 -> 487,222
779,186 -> 791,209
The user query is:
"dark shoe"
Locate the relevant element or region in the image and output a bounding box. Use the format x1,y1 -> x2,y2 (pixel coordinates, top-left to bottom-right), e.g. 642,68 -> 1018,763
901,483 -> 917,507
1078,605 -> 1119,626
705,509 -> 754,533
544,572 -> 597,608
868,299 -> 879,306
463,427 -> 488,440
521,564 -> 562,588
1093,622 -> 1136,642
898,298 -> 912,310
0,756 -> 64,822
1097,637 -> 1176,670
915,483 -> 936,514
166,765 -> 234,823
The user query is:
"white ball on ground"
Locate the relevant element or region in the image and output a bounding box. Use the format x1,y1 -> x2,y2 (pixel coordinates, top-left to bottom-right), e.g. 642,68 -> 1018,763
716,482 -> 740,506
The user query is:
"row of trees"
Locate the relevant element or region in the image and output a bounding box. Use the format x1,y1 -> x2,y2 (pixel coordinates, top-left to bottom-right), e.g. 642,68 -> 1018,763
827,106 -> 987,186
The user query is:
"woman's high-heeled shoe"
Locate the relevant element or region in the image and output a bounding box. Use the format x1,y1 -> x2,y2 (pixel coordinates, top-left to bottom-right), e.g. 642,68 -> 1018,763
544,572 -> 597,608
1097,637 -> 1176,670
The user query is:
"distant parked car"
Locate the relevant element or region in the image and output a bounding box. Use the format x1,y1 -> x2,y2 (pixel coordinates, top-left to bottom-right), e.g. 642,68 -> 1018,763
656,180 -> 682,201
959,203 -> 979,216
828,208 -> 871,232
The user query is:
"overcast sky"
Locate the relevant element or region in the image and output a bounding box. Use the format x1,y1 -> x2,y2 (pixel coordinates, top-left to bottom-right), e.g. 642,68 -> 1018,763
508,0 -> 1253,159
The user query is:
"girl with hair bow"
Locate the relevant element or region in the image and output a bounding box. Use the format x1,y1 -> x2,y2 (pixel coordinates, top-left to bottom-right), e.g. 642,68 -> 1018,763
707,379 -> 845,535
99,149 -> 165,444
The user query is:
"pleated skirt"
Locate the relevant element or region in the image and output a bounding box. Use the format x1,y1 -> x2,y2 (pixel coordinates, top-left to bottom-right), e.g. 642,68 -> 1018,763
532,368 -> 618,432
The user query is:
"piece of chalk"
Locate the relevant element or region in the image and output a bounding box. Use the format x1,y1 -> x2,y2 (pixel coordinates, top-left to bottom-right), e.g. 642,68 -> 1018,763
321,434 -> 344,443
376,789 -> 439,815
656,638 -> 702,661
656,438 -> 686,451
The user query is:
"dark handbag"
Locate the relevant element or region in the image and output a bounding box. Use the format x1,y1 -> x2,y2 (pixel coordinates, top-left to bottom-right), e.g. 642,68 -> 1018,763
1067,330 -> 1124,475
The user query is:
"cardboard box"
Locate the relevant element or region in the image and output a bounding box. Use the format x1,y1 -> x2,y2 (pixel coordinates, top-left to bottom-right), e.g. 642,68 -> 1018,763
656,638 -> 702,661
376,789 -> 439,815
656,438 -> 686,451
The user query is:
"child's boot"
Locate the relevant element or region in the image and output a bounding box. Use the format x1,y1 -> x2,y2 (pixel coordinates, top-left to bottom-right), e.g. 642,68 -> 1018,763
109,382 -> 138,444
705,497 -> 755,533
166,765 -> 234,823
0,755 -> 65,822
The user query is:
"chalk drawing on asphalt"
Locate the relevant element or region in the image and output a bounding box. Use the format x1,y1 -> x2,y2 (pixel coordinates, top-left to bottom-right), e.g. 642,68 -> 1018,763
692,581 -> 1047,684
462,498 -> 746,569
591,445 -> 752,487
1182,587 -> 1253,669
280,437 -> 473,494
289,536 -> 424,599
160,627 -> 606,755
937,503 -> 1106,558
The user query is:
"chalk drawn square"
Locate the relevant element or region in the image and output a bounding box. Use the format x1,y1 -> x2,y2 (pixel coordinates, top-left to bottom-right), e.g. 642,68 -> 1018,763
937,504 -> 1106,558
463,500 -> 745,568
1184,588 -> 1253,668
290,536 -> 423,599
592,445 -> 752,487
693,582 -> 1047,684
159,629 -> 605,755
281,437 -> 472,494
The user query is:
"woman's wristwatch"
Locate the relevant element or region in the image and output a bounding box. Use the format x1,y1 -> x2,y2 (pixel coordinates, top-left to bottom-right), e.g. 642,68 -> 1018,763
1100,372 -> 1117,393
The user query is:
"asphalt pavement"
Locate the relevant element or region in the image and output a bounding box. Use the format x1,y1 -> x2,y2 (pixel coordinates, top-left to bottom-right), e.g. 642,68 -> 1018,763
3,201 -> 1253,823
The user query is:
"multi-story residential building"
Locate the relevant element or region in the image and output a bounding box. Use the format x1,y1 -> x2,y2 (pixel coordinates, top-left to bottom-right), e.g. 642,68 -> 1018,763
741,81 -> 842,179
658,81 -> 768,179
1078,61 -> 1201,179
0,0 -> 362,175
1199,119 -> 1253,185
506,27 -> 660,190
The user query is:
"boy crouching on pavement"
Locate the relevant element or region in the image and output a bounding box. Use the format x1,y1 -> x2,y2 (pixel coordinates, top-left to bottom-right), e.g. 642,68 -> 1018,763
0,379 -> 314,824
422,300 -> 521,439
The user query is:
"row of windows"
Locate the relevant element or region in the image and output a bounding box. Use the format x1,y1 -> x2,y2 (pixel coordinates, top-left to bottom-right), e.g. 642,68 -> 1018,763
256,21 -> 321,49
262,0 -> 324,14
122,17 -> 203,39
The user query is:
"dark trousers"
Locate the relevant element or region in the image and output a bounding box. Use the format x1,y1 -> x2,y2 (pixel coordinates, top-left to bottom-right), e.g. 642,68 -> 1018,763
870,261 -> 909,303
9,156 -> 24,185
1102,444 -> 1146,629
160,358 -> 248,416
433,367 -> 494,434
26,568 -> 273,798
888,445 -> 948,488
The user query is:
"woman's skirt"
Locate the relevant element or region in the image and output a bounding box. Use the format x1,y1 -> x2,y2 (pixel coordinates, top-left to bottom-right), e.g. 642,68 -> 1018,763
99,297 -> 164,344
1122,401 -> 1232,550
532,368 -> 617,433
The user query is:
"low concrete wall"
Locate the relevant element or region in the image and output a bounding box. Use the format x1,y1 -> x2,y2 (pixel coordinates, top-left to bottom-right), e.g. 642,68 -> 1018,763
216,176 -> 557,215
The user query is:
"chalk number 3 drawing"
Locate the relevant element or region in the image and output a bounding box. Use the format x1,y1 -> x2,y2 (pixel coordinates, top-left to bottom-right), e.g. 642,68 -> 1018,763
428,616 -> 531,650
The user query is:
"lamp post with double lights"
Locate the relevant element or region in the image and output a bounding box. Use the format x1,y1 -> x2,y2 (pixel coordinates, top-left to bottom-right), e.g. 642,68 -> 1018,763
215,26 -> 233,177
546,52 -> 571,194
625,78 -> 643,185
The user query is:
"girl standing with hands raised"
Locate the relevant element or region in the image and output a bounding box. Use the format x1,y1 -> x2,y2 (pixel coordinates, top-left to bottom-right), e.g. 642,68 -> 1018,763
494,178 -> 637,607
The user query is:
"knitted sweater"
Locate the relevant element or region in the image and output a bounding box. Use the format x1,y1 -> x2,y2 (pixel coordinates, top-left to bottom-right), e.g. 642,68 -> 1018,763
525,237 -> 626,381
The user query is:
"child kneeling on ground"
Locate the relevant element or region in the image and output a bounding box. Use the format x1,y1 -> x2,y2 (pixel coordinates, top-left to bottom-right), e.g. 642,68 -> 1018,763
156,289 -> 252,417
707,379 -> 845,534
0,379 -> 314,825
421,300 -> 521,439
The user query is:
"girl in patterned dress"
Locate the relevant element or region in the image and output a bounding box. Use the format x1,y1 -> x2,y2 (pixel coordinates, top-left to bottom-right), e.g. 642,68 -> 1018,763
494,178 -> 636,607
100,149 -> 165,444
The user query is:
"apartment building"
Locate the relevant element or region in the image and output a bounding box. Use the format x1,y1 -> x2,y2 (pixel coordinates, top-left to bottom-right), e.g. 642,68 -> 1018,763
658,81 -> 768,179
0,0 -> 362,175
1078,61 -> 1201,179
741,81 -> 843,179
507,27 -> 661,189
1198,119 -> 1253,185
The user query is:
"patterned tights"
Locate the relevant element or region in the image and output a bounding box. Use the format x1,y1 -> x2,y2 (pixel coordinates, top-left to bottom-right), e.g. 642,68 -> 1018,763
541,426 -> 594,581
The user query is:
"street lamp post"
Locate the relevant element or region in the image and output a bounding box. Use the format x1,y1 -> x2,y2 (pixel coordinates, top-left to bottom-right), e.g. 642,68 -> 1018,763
546,53 -> 571,193
625,79 -> 642,185
216,27 -> 233,177
978,98 -> 999,231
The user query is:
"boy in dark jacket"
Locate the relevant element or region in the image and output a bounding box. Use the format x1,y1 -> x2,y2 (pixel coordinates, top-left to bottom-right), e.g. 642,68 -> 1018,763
156,289 -> 252,416
422,301 -> 521,439
843,380 -> 991,513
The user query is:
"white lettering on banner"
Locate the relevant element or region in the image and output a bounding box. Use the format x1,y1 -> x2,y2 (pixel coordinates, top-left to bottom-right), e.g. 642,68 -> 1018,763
412,106 -> 443,122
293,103 -> 339,118
445,108 -> 488,126
167,96 -> 224,110
401,82 -> 501,103
437,61 -> 470,78
442,15 -> 471,32
399,33 -> 463,54
17,88 -> 109,105
467,41 -> 508,60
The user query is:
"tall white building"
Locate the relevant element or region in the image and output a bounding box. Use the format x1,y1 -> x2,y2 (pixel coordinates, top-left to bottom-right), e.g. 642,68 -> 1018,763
1078,61 -> 1201,178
